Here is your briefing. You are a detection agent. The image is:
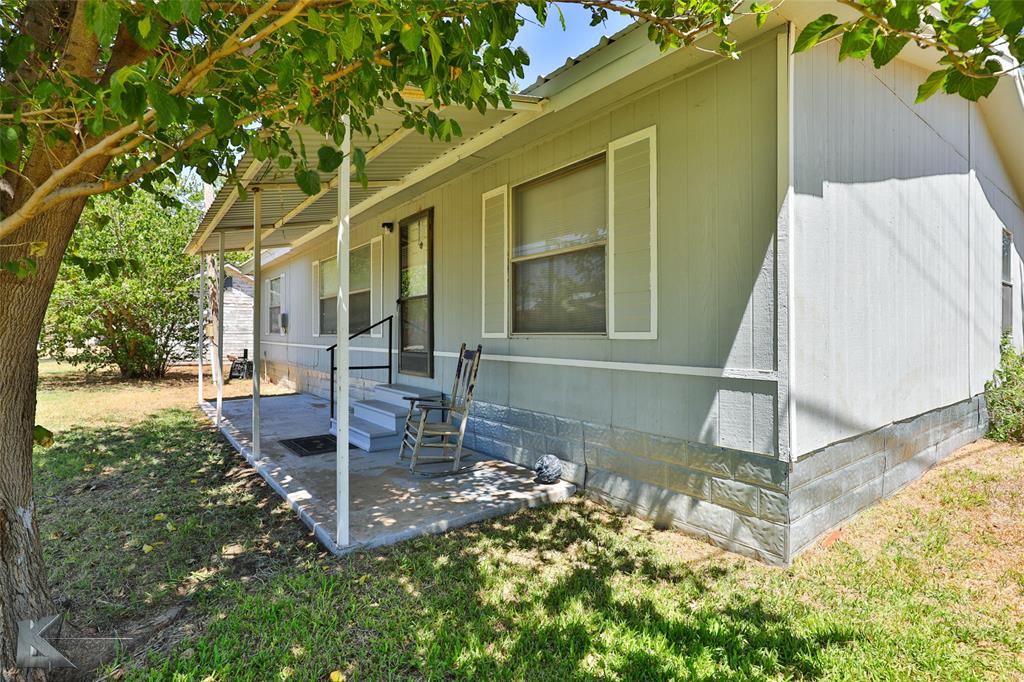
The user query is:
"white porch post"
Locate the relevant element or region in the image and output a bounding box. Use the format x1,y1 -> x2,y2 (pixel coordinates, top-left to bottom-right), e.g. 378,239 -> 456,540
197,255 -> 205,405
252,190 -> 262,458
335,115 -> 351,548
216,233 -> 225,425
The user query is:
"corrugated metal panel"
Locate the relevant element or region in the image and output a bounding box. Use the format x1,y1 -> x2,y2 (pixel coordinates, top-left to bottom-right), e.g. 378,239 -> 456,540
190,106 -> 520,252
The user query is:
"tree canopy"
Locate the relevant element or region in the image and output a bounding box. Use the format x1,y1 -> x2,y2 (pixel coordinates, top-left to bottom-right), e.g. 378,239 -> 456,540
0,1 -> 1020,255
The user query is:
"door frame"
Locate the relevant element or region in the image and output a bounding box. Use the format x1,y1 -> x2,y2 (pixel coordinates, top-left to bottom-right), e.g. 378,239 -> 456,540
397,207 -> 434,378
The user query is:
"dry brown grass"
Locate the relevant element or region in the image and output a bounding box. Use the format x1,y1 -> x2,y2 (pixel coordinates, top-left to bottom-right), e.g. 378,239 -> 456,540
36,360 -> 291,433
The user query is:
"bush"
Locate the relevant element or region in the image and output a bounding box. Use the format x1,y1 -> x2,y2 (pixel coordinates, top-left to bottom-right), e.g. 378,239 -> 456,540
40,183 -> 203,379
984,335 -> 1024,441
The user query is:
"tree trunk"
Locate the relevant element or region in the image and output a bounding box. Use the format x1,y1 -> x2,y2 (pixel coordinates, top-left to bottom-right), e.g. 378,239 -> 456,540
0,201 -> 88,680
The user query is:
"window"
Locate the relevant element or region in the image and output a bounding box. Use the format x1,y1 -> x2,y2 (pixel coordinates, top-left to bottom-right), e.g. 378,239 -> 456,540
316,245 -> 372,336
511,156 -> 607,334
268,276 -> 283,334
350,245 -> 372,334
1003,229 -> 1013,334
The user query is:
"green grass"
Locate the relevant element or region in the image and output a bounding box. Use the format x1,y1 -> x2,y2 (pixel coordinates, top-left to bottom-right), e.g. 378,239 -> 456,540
32,367 -> 1024,681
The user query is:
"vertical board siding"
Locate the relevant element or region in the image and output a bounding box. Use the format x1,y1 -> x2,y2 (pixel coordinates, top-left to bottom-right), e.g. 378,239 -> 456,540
259,36 -> 782,457
792,40 -> 1024,455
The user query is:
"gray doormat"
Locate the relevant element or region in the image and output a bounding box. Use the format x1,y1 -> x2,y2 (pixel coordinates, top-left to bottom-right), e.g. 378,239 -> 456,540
279,434 -> 337,457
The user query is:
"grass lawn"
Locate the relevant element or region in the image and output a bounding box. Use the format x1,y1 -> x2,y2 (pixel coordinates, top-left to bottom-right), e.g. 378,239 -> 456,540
32,362 -> 1024,681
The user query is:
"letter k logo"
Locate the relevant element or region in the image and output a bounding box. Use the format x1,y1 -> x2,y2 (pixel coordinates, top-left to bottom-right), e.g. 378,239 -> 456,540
16,615 -> 75,670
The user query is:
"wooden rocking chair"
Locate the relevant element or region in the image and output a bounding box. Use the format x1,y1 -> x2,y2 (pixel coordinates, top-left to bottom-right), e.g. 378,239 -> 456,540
398,343 -> 482,473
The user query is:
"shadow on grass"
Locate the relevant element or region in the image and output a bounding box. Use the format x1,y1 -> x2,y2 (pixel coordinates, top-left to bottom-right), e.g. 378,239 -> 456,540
38,407 -> 858,680
122,498 -> 857,680
34,409 -> 319,632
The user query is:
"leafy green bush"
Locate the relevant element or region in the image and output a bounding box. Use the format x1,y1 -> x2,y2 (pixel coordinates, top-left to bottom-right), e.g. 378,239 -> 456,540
984,335 -> 1024,441
40,183 -> 202,379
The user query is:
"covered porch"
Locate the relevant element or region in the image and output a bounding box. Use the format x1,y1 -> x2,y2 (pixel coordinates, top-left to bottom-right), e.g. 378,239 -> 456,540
188,89 -> 571,552
200,393 -> 575,554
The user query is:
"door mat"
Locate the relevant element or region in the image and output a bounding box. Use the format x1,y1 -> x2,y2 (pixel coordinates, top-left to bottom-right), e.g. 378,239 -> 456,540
279,434 -> 337,457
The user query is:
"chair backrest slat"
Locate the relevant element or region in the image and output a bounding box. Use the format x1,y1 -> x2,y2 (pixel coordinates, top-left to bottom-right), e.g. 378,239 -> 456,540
448,344 -> 482,423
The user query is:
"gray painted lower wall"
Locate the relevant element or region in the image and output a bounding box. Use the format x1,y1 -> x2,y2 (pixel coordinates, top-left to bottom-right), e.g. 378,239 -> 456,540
788,395 -> 988,557
257,362 -> 987,565
464,401 -> 790,564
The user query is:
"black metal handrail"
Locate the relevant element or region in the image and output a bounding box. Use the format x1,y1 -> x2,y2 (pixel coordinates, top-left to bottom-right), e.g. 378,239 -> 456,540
327,315 -> 394,421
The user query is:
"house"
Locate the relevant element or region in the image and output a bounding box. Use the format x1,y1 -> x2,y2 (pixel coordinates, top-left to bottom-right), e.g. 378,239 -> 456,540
185,10 -> 1024,564
211,261 -> 254,360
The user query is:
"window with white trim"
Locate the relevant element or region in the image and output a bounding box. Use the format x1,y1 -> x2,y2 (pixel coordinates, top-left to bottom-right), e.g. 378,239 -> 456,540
268,276 -> 283,334
316,245 -> 372,336
511,156 -> 607,334
1003,228 -> 1013,334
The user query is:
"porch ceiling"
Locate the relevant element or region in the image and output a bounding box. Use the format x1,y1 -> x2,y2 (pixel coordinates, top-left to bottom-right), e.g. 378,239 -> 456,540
186,94 -> 543,254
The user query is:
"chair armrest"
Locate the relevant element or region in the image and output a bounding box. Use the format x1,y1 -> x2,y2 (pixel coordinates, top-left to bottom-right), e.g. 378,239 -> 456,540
417,401 -> 451,415
402,394 -> 444,404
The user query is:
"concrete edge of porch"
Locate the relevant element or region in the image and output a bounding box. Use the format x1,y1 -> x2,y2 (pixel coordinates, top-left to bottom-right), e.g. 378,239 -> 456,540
199,400 -> 578,556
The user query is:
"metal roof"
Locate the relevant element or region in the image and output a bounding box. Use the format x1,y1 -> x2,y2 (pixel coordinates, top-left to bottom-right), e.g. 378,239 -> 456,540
187,94 -> 544,254
186,24 -> 652,256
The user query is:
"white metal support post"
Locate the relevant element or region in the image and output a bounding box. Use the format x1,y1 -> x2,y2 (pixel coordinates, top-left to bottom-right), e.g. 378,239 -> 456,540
216,233 -> 225,425
197,256 -> 205,405
252,190 -> 262,458
335,115 -> 351,548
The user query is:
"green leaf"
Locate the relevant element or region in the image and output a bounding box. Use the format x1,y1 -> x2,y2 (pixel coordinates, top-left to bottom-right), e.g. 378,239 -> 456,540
399,21 -> 422,53
990,0 -> 1024,34
120,83 -> 147,120
952,25 -> 979,53
316,145 -> 345,173
885,0 -> 920,31
915,69 -> 948,103
181,0 -> 201,22
156,0 -> 183,22
0,126 -> 19,164
793,14 -> 838,53
33,425 -> 54,448
956,75 -> 999,101
1,35 -> 33,71
870,33 -> 910,68
340,16 -> 363,58
294,167 -> 321,195
277,154 -> 292,169
88,97 -> 106,136
138,14 -> 152,39
145,83 -> 182,127
213,100 -> 234,137
839,22 -> 875,61
84,0 -> 121,45
297,82 -> 313,113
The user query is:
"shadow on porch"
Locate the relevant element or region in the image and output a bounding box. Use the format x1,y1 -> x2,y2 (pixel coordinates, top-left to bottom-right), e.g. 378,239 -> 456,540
201,393 -> 576,554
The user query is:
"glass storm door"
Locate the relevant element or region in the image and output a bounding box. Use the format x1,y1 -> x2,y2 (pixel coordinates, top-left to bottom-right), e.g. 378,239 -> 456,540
398,209 -> 433,377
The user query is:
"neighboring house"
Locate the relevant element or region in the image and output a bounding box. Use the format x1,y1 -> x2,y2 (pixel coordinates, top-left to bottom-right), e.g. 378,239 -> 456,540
217,262 -> 254,359
187,12 -> 1024,564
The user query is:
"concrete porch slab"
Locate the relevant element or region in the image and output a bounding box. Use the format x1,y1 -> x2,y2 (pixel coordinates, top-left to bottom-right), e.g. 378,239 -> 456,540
200,393 -> 576,554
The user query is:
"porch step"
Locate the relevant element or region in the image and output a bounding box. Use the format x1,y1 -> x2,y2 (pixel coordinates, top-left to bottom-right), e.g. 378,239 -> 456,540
348,416 -> 403,452
353,399 -> 409,432
372,383 -> 442,409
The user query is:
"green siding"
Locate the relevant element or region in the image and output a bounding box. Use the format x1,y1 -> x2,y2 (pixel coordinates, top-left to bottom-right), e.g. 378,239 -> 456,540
263,36 -> 782,457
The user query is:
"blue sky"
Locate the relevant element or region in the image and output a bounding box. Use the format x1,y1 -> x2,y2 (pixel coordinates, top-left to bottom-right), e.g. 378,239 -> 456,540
511,3 -> 633,89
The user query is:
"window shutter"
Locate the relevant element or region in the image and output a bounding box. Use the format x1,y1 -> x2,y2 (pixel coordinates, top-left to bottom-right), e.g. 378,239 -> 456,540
262,278 -> 270,335
370,237 -> 383,338
608,126 -> 657,339
481,185 -> 509,338
312,261 -> 320,337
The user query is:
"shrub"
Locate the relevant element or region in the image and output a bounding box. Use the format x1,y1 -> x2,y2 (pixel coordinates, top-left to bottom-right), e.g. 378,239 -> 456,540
984,335 -> 1024,441
40,183 -> 202,379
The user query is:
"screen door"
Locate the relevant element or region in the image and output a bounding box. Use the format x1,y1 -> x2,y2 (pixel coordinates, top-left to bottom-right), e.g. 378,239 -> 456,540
398,209 -> 433,377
